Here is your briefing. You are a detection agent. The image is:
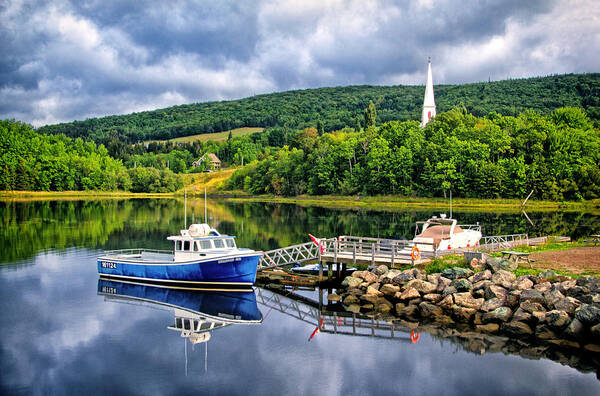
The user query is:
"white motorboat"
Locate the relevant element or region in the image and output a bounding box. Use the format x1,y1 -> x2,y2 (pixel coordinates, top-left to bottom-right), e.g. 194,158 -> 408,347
411,214 -> 482,253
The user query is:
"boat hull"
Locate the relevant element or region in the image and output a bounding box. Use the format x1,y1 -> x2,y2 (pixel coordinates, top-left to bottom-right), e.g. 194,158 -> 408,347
97,253 -> 262,288
97,278 -> 263,323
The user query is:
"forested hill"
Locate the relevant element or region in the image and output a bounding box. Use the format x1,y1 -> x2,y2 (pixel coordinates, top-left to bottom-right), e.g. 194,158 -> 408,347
38,73 -> 600,143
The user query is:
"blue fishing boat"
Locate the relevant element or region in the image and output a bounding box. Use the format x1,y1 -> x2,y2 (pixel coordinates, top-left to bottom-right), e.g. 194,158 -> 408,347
97,223 -> 262,289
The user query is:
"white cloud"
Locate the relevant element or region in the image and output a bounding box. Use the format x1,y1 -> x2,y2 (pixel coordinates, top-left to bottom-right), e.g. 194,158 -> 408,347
0,0 -> 598,126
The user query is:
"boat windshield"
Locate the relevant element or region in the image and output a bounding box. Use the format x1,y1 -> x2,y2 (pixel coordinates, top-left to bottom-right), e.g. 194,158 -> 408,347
213,239 -> 225,248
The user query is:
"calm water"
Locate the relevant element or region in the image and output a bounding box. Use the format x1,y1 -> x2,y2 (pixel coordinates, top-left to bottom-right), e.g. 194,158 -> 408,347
1,199 -> 600,395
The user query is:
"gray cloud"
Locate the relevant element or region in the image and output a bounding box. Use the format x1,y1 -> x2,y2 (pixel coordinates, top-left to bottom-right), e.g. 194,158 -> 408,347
0,0 -> 598,126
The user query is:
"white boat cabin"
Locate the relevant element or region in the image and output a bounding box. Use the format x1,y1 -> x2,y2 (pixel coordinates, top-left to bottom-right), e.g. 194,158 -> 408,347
167,224 -> 240,261
413,214 -> 482,252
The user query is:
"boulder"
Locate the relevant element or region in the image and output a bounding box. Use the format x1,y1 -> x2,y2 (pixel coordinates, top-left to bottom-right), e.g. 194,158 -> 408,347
520,300 -> 546,314
327,293 -> 342,302
591,323 -> 600,338
483,307 -> 513,323
343,295 -> 360,305
453,292 -> 484,310
380,283 -> 400,296
476,323 -> 500,333
486,257 -> 503,273
535,324 -> 557,340
361,303 -> 375,311
377,304 -> 392,314
441,267 -> 473,280
520,289 -> 545,305
481,298 -> 506,313
344,276 -> 363,288
360,294 -> 381,304
512,308 -> 533,323
576,275 -> 600,293
405,279 -> 438,294
346,304 -> 361,313
438,294 -> 454,309
534,282 -> 552,293
473,280 -> 493,292
563,318 -> 585,340
398,287 -> 420,301
451,278 -> 472,292
505,290 -> 522,308
556,280 -> 576,294
419,302 -> 444,318
411,268 -> 427,280
511,276 -> 534,291
538,270 -> 557,280
491,270 -> 516,288
503,321 -> 534,337
565,286 -> 590,300
360,271 -> 379,283
484,285 -> 508,301
451,305 -> 477,322
553,297 -> 580,315
574,304 -> 600,326
423,293 -> 443,303
546,310 -> 571,330
396,303 -> 419,317
375,265 -> 389,276
583,344 -> 600,353
472,269 -> 492,283
392,272 -> 415,285
469,258 -> 486,272
436,276 -> 452,293
366,285 -> 382,296
531,311 -> 546,323
499,259 -> 518,272
442,286 -> 458,297
543,289 -> 565,308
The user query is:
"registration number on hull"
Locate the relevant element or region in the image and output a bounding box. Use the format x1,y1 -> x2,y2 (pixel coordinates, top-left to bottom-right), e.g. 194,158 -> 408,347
100,261 -> 117,269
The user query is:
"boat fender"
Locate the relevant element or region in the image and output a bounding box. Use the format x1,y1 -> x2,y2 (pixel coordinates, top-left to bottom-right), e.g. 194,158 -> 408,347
411,246 -> 421,261
410,330 -> 420,343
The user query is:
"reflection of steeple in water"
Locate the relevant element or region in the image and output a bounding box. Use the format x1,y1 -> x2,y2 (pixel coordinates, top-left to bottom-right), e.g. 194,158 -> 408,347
97,279 -> 262,374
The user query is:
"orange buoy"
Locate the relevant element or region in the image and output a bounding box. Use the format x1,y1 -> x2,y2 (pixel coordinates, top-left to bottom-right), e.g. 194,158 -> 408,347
410,330 -> 420,343
410,246 -> 421,261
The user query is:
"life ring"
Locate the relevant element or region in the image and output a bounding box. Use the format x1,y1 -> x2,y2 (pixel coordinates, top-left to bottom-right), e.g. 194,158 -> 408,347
410,330 -> 420,343
411,246 -> 421,261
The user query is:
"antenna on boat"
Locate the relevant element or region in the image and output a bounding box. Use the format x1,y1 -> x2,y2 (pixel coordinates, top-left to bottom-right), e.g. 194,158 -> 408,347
184,189 -> 187,229
450,190 -> 453,219
204,187 -> 207,224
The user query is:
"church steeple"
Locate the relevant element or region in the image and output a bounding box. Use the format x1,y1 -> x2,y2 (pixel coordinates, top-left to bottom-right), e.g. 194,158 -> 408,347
421,58 -> 436,127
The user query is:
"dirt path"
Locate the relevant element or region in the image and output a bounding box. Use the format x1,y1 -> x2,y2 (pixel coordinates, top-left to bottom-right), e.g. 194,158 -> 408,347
529,246 -> 600,275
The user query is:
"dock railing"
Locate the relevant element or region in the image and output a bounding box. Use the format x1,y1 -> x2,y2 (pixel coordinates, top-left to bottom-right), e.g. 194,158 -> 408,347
479,233 -> 528,250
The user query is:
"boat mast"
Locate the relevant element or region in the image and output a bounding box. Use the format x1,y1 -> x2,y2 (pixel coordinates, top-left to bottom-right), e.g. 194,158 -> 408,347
204,187 -> 207,224
184,189 -> 187,229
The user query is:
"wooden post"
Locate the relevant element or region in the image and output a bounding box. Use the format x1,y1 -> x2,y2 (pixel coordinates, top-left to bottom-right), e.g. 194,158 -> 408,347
342,263 -> 347,278
371,243 -> 375,266
391,242 -> 395,267
334,239 -> 338,263
353,243 -> 356,265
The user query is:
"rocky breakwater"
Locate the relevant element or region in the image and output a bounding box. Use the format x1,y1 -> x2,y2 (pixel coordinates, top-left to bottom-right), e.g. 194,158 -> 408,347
339,259 -> 600,352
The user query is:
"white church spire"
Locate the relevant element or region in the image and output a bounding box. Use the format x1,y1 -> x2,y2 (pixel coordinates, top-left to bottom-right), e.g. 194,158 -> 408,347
421,58 -> 436,127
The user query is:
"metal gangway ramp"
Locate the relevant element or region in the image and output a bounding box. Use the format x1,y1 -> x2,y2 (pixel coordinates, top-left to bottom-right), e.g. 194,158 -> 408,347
258,241 -> 320,270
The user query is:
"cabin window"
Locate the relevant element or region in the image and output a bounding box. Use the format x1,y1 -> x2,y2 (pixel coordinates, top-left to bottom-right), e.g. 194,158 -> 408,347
184,320 -> 191,330
183,241 -> 191,251
199,240 -> 212,250
176,241 -> 182,251
176,318 -> 182,328
225,239 -> 235,248
191,241 -> 197,251
213,239 -> 225,248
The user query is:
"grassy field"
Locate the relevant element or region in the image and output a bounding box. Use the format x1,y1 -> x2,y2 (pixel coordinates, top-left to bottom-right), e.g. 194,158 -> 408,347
180,168 -> 238,194
147,127 -> 264,144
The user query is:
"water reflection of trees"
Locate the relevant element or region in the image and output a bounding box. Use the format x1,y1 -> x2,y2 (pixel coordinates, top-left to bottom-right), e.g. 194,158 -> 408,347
1,199 -> 599,265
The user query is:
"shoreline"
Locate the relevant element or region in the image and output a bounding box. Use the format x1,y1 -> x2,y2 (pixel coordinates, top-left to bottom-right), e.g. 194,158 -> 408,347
1,190 -> 599,213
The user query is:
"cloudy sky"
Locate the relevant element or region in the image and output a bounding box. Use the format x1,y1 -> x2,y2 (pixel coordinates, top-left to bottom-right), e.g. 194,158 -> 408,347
1,0 -> 599,127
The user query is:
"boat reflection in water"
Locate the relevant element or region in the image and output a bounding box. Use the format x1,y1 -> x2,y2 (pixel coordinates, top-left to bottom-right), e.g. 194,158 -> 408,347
97,278 -> 263,372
